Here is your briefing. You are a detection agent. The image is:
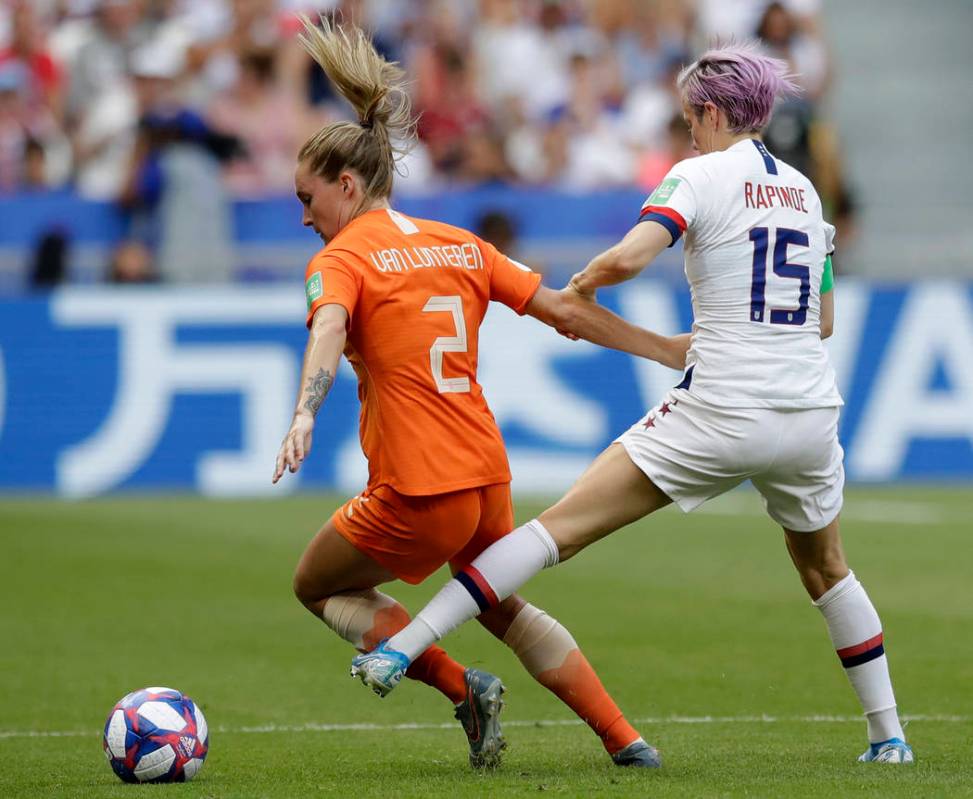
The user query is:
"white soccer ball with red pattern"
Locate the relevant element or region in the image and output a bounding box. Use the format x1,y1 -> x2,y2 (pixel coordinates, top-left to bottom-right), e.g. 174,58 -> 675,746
102,687 -> 209,783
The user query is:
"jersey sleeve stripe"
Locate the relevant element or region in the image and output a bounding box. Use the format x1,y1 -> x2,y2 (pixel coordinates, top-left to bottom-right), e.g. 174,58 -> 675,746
639,206 -> 687,246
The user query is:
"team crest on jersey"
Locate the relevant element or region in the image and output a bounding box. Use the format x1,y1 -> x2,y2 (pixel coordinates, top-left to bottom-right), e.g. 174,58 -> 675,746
305,272 -> 323,311
646,178 -> 681,206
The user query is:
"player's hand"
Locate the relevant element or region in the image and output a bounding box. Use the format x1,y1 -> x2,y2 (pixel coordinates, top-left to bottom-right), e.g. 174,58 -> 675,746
273,411 -> 315,484
566,272 -> 596,301
555,282 -> 594,341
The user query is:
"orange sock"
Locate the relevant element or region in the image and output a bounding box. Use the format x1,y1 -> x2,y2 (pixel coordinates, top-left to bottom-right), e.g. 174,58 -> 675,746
536,649 -> 640,754
323,589 -> 468,705
503,603 -> 640,754
406,646 -> 468,705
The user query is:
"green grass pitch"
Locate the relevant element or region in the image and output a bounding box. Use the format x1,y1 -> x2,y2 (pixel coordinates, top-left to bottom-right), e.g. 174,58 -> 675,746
1,487 -> 971,798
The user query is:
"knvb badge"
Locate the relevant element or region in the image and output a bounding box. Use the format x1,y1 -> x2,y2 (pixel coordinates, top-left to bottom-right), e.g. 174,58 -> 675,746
305,272 -> 323,311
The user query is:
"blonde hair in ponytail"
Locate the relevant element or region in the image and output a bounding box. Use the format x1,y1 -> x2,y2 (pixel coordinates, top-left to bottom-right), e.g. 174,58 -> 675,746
296,15 -> 415,199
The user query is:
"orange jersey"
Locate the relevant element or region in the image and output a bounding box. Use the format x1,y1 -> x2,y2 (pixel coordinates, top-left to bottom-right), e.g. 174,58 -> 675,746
304,208 -> 541,495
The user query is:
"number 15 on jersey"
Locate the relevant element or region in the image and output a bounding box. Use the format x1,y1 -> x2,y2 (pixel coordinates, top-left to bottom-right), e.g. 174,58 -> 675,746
749,226 -> 811,326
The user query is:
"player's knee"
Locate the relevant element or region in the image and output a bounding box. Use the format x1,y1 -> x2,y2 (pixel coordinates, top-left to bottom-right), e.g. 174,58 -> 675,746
292,567 -> 322,612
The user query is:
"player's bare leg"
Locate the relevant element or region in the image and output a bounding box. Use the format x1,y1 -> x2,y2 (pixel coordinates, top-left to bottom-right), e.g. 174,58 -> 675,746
475,593 -> 659,767
782,516 -> 849,600
294,520 -> 468,705
784,517 -> 912,763
538,443 -> 672,560
294,520 -> 396,613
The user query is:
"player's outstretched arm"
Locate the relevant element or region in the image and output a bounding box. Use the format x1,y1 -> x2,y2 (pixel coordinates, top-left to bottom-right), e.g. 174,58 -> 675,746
526,286 -> 690,370
569,220 -> 672,297
273,303 -> 348,484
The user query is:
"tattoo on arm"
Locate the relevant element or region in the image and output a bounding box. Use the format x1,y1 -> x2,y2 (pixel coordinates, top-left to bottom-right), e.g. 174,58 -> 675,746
302,368 -> 334,416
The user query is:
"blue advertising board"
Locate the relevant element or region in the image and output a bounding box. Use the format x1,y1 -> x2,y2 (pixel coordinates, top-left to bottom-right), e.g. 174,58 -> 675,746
1,282 -> 971,496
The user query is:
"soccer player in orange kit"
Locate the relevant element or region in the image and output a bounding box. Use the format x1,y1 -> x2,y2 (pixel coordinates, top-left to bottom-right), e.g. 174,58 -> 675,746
272,16 -> 686,770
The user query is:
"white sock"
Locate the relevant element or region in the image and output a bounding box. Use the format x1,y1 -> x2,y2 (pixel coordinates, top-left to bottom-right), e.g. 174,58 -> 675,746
387,519 -> 559,661
813,571 -> 904,743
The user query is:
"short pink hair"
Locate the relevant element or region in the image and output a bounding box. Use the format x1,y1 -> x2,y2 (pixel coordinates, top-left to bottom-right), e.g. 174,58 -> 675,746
678,43 -> 799,133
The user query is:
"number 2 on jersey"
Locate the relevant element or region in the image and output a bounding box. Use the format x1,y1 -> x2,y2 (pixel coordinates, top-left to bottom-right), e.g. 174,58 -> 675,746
749,227 -> 810,325
422,295 -> 471,393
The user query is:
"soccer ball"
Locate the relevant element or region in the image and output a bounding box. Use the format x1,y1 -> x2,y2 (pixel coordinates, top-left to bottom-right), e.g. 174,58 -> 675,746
102,687 -> 209,783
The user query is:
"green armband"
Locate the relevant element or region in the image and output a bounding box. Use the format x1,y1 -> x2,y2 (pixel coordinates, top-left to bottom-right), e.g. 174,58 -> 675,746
820,254 -> 834,294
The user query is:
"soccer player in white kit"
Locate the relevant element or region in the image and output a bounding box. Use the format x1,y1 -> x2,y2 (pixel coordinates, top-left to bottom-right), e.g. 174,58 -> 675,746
351,44 -> 913,765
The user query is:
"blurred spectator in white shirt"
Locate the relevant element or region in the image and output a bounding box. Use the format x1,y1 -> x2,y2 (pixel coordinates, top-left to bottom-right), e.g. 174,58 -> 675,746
54,0 -> 149,124
473,0 -> 570,122
554,51 -> 634,190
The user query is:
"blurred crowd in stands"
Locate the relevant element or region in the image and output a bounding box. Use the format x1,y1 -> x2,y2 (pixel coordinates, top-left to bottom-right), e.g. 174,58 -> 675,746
0,0 -> 856,283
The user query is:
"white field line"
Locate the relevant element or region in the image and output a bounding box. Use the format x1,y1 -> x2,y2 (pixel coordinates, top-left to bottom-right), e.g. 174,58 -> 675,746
692,493 -> 949,525
1,714 -> 967,740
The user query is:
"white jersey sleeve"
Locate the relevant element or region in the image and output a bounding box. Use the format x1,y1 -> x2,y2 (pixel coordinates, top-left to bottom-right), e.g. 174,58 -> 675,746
823,221 -> 836,254
638,159 -> 708,245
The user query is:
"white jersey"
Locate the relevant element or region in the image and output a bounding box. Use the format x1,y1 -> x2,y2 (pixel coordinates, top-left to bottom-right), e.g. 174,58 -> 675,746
640,138 -> 842,409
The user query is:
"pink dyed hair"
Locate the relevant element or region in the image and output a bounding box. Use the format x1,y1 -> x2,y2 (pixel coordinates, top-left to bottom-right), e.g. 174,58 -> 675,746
677,43 -> 800,133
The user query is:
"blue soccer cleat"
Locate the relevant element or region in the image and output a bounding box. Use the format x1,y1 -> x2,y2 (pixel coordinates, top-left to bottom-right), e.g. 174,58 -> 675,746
350,641 -> 410,698
454,668 -> 506,769
611,738 -> 662,768
858,737 -> 914,764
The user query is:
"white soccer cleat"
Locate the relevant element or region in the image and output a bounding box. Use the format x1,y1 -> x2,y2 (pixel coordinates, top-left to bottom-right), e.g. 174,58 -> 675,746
858,737 -> 914,764
350,641 -> 410,698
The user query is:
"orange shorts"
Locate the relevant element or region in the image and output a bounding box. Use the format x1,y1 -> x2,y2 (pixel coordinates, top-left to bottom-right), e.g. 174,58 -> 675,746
331,482 -> 514,585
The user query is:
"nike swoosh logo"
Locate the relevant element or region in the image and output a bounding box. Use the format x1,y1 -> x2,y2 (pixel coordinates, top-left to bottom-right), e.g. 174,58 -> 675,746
464,687 -> 481,742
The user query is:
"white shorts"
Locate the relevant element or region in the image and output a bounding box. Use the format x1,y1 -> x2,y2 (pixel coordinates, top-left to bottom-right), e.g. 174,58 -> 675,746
616,390 -> 844,532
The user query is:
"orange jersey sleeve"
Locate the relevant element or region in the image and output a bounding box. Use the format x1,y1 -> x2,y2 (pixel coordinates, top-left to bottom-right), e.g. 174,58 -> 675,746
312,208 -> 534,495
304,251 -> 362,328
480,238 -> 542,314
